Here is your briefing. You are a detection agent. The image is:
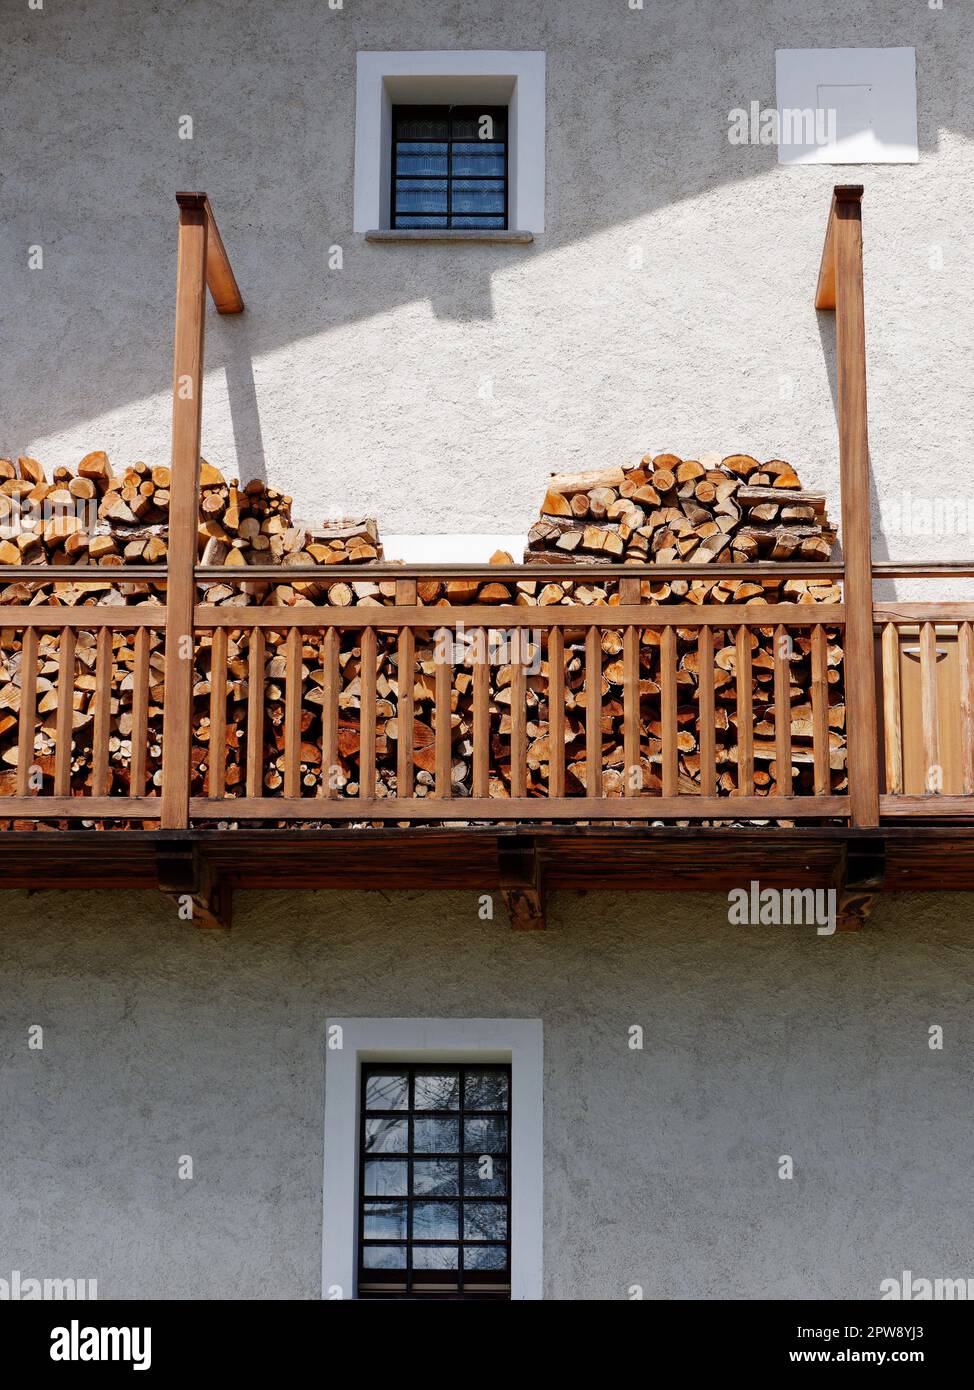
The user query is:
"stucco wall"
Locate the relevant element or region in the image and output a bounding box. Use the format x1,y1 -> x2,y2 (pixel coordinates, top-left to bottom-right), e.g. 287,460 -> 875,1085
1,887 -> 971,1299
4,0 -> 974,584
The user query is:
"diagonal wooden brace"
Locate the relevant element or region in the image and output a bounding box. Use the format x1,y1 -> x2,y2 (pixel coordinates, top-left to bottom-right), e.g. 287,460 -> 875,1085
498,836 -> 546,930
157,845 -> 232,930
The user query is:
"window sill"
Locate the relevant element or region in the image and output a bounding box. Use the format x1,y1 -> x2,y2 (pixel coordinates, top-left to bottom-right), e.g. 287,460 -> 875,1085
365,229 -> 534,245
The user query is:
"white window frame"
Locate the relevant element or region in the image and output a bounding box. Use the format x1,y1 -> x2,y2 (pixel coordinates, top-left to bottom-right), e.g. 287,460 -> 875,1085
775,48 -> 918,165
353,51 -> 546,233
322,1017 -> 543,1300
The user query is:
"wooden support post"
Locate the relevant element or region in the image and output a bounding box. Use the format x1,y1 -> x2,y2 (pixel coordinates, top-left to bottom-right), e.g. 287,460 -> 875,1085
161,195 -> 208,828
157,845 -> 232,930
161,194 -> 244,829
498,837 -> 546,930
816,186 -> 879,827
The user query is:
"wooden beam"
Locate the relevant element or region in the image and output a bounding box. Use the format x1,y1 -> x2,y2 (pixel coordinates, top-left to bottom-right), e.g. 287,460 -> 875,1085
161,195 -> 207,828
818,184 -> 880,827
157,846 -> 232,930
498,839 -> 546,930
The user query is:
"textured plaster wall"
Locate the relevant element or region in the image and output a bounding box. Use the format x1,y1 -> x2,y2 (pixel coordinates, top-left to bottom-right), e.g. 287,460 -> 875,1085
1,887 -> 972,1300
3,1 -> 974,585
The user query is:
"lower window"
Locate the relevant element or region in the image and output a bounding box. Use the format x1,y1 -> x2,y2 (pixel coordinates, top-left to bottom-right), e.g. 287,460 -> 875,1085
358,1063 -> 511,1299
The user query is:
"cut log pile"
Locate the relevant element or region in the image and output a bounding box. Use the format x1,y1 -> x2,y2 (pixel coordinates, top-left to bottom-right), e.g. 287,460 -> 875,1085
0,449 -> 845,817
526,452 -> 836,567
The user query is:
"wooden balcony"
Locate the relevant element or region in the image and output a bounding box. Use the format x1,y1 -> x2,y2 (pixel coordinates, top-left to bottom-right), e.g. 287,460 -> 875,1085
2,188 -> 973,926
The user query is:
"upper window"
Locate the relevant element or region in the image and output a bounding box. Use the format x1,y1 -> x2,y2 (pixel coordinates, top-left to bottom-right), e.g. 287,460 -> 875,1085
358,1062 -> 511,1299
391,105 -> 508,230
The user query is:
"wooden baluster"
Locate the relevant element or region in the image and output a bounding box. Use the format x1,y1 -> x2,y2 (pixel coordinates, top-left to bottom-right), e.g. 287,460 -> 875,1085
319,627 -> 339,799
920,621 -> 940,793
959,621 -> 974,797
472,628 -> 489,799
881,622 -> 903,795
53,627 -> 76,798
284,627 -> 303,799
245,626 -> 265,799
434,627 -> 452,798
359,626 -> 377,800
206,627 -> 227,800
773,624 -> 793,797
811,624 -> 830,796
510,631 -> 527,799
397,625 -> 415,800
623,625 -> 640,794
735,625 -> 754,796
697,625 -> 716,797
660,626 -> 678,797
91,626 -> 113,797
585,626 -> 602,796
548,628 -> 565,800
16,627 -> 39,797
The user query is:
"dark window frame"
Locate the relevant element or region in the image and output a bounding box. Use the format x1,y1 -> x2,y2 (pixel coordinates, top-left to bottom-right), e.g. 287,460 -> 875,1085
390,103 -> 509,230
357,1062 -> 512,1300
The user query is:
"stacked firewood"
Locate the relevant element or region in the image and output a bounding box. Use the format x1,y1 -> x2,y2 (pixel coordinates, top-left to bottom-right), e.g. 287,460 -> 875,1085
0,449 -> 844,814
526,453 -> 835,566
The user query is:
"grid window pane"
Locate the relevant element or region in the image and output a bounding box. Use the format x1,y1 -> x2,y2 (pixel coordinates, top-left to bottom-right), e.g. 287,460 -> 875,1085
359,1064 -> 512,1298
365,1072 -> 409,1110
363,1159 -> 407,1196
392,105 -> 508,230
363,1201 -> 407,1239
414,1070 -> 461,1110
364,1117 -> 408,1152
463,1115 -> 507,1153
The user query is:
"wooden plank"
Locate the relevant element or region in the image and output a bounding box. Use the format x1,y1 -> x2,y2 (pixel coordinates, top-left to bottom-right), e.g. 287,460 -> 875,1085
773,624 -> 793,796
161,194 -> 207,829
623,626 -> 640,791
91,625 -> 113,797
880,795 -> 974,817
472,631 -> 490,799
832,189 -> 879,827
960,622 -> 974,796
205,626 -> 227,800
881,622 -> 904,795
434,629 -> 452,798
245,626 -> 265,799
1,797 -> 161,819
15,627 -> 39,797
53,626 -> 77,797
194,603 -> 846,630
319,627 -> 339,799
189,794 -> 851,821
660,625 -> 678,797
548,628 -> 565,799
1,609 -> 166,628
735,625 -> 754,796
397,625 -> 415,798
359,626 -> 377,799
697,625 -> 716,797
395,577 -> 418,606
811,624 -> 830,796
874,603 -> 974,623
283,627 -> 303,799
619,576 -> 640,604
919,620 -> 940,791
510,633 -> 527,799
585,626 -> 602,797
201,195 -> 244,314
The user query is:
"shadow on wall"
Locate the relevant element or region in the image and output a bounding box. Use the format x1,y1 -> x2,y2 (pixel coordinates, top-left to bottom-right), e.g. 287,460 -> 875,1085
2,0 -> 970,508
